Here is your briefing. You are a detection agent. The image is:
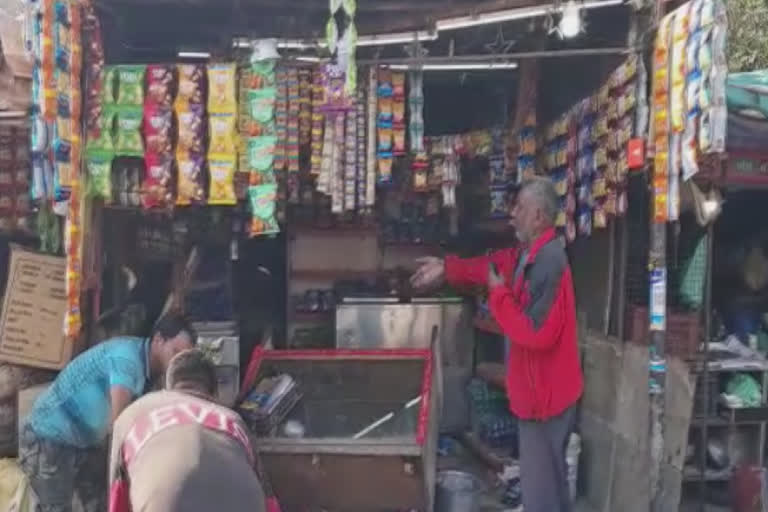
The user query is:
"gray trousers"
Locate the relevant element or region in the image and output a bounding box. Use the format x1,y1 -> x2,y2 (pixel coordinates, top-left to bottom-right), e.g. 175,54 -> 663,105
518,405 -> 577,512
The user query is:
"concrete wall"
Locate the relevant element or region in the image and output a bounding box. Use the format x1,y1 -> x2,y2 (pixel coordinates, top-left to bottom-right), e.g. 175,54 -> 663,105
579,331 -> 694,512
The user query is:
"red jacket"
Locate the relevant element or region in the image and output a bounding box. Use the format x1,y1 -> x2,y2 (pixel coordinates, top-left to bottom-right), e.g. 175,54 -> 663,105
445,228 -> 583,420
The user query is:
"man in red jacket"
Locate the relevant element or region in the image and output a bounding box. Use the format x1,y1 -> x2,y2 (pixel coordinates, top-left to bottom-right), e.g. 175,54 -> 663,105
411,177 -> 583,512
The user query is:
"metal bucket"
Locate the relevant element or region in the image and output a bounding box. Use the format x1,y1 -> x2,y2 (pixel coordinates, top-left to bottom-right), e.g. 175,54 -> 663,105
435,470 -> 483,512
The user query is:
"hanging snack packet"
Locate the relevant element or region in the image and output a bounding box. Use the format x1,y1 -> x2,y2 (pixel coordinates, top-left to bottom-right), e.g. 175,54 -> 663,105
116,65 -> 146,106
242,88 -> 277,136
208,158 -> 237,205
177,107 -> 205,155
176,153 -> 205,205
144,104 -> 173,155
142,153 -> 173,208
114,106 -> 144,157
248,184 -> 280,236
208,114 -> 237,156
176,64 -> 205,110
146,64 -> 174,108
86,152 -> 113,200
86,107 -> 115,154
242,60 -> 276,90
208,63 -> 237,114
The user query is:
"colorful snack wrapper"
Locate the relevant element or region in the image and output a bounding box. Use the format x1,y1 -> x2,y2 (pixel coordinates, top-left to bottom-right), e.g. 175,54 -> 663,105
208,114 -> 237,156
208,158 -> 237,205
114,106 -> 144,157
116,65 -> 146,106
176,64 -> 205,110
146,64 -> 174,108
143,104 -> 173,155
248,184 -> 280,236
176,107 -> 205,155
142,153 -> 173,208
176,153 -> 205,205
86,152 -> 112,200
208,63 -> 237,114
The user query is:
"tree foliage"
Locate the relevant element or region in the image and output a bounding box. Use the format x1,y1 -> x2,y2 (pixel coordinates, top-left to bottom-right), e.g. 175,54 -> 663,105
727,0 -> 768,72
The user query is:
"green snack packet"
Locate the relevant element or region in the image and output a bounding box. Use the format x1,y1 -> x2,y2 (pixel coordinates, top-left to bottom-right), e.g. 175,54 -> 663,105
86,107 -> 116,154
114,106 -> 144,157
103,66 -> 117,105
248,184 -> 280,237
248,88 -> 277,124
246,135 -> 277,172
86,152 -> 114,201
116,65 -> 146,106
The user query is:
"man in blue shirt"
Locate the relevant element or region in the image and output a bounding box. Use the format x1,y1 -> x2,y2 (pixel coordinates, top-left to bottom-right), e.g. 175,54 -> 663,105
19,313 -> 196,512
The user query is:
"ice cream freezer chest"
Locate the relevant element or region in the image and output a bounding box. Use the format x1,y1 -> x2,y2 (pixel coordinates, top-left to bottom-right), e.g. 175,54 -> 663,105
248,349 -> 439,512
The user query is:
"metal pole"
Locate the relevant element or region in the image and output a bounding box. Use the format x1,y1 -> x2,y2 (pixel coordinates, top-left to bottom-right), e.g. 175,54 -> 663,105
699,217 -> 715,511
355,47 -> 635,65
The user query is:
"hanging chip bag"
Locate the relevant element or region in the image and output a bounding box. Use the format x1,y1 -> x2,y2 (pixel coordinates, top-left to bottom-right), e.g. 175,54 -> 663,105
208,63 -> 237,114
116,65 -> 146,106
248,184 -> 280,236
208,114 -> 237,156
114,106 -> 144,157
208,158 -> 237,205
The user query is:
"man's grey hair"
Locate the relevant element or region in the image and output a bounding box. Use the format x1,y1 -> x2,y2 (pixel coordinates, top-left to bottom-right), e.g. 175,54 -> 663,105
165,348 -> 217,396
521,176 -> 559,225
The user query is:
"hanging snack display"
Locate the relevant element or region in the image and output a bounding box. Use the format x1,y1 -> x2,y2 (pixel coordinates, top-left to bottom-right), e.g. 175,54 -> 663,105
310,69 -> 325,176
391,72 -> 407,156
408,71 -> 425,154
174,64 -> 205,206
648,0 -> 728,221
488,127 -> 508,219
206,63 -> 238,206
240,43 -> 281,235
541,55 -> 639,242
365,67 -> 377,207
356,84 -> 368,211
377,67 -> 394,184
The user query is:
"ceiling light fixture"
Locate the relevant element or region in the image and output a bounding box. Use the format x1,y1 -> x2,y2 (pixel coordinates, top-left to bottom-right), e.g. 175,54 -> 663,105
437,0 -> 623,31
388,62 -> 518,71
559,1 -> 583,38
177,51 -> 210,59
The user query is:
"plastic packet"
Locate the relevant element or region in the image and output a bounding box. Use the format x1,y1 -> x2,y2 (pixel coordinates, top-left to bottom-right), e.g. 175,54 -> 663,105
146,64 -> 174,107
208,114 -> 237,156
248,184 -> 280,236
208,158 -> 237,205
176,153 -> 205,205
208,63 -> 237,114
116,65 -> 146,106
176,64 -> 205,110
242,61 -> 276,89
245,136 -> 277,173
490,187 -> 508,219
143,104 -> 173,155
142,153 -> 173,208
87,107 -> 116,155
176,107 -> 205,155
114,106 -> 144,157
242,88 -> 277,136
86,152 -> 113,200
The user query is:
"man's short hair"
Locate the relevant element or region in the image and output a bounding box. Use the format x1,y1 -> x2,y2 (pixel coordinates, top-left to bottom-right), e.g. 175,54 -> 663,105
151,312 -> 197,345
165,349 -> 217,396
521,176 -> 559,225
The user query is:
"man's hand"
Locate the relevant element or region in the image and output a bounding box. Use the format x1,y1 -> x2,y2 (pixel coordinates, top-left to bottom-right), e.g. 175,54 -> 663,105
410,257 -> 446,290
488,262 -> 504,289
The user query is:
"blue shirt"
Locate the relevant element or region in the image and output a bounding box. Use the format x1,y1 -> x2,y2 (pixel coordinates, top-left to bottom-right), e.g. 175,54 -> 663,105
25,337 -> 150,447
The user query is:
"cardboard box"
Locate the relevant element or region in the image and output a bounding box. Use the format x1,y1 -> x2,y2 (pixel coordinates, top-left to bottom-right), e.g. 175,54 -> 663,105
0,247 -> 72,370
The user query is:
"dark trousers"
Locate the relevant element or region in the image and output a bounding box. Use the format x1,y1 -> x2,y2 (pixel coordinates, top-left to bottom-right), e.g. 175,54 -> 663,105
518,405 -> 577,512
18,424 -> 106,512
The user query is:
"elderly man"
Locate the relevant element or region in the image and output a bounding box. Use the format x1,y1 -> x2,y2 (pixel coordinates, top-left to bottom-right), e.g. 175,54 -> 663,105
109,349 -> 266,512
19,313 -> 196,512
412,177 -> 583,512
